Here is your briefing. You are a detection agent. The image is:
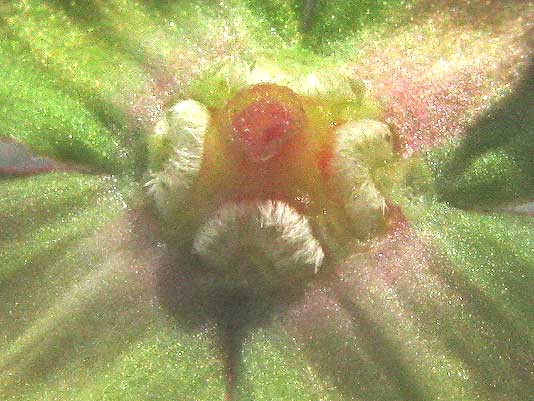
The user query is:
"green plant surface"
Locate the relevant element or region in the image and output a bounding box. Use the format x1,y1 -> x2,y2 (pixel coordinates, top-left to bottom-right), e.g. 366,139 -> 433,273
426,64 -> 534,209
1,1 -> 533,400
227,203 -> 533,401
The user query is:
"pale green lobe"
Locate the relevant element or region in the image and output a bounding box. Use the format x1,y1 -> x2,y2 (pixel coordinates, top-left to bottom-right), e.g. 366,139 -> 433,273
145,99 -> 210,222
187,48 -> 381,120
147,99 -> 209,173
331,119 -> 396,239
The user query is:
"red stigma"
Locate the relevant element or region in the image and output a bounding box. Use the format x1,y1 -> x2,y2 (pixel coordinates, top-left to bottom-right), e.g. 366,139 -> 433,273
223,84 -> 306,163
231,100 -> 294,160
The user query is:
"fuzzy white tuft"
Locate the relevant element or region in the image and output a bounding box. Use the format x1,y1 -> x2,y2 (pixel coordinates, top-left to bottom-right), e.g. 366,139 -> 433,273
332,119 -> 393,228
192,200 -> 324,290
166,100 -> 210,147
145,99 -> 209,215
334,119 -> 393,166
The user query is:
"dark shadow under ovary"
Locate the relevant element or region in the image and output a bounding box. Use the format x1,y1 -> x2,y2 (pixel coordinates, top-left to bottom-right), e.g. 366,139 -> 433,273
153,229 -> 302,400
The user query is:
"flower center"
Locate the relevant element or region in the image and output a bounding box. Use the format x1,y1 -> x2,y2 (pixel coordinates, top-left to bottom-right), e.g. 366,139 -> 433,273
231,99 -> 294,159
223,84 -> 306,162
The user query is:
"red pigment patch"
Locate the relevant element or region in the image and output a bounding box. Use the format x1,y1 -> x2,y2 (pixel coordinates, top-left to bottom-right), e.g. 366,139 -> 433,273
223,84 -> 307,163
231,99 -> 295,160
347,7 -> 530,157
317,145 -> 334,177
380,71 -> 486,157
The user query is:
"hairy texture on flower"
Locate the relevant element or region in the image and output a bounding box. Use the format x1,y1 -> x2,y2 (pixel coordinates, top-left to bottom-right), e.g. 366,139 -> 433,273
187,53 -> 373,119
246,60 -> 356,99
145,99 -> 209,216
192,200 -> 324,292
331,120 -> 394,236
334,119 -> 394,168
143,74 -> 398,300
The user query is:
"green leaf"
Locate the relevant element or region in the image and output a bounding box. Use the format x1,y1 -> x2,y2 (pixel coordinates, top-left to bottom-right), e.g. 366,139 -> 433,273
0,39 -> 130,172
1,1 -> 532,400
